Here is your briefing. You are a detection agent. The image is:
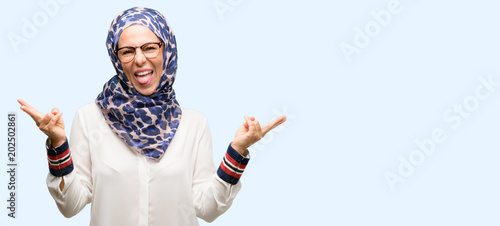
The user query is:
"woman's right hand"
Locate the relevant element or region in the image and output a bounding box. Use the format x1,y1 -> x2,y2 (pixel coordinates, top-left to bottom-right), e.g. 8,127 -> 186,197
18,99 -> 66,148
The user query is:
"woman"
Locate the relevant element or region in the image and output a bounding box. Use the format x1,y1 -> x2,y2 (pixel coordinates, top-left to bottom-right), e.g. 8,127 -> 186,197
18,7 -> 285,226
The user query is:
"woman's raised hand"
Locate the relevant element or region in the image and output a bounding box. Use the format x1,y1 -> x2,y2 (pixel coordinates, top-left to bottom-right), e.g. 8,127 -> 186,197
231,115 -> 287,156
18,99 -> 66,148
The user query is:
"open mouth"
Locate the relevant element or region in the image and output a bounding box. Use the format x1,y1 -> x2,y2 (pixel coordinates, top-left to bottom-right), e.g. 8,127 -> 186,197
135,70 -> 153,86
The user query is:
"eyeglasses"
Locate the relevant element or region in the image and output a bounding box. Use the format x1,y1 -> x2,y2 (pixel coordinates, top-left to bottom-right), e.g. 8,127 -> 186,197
115,42 -> 164,63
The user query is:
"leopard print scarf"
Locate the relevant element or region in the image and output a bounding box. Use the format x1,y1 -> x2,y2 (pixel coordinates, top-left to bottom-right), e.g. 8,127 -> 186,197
95,7 -> 181,160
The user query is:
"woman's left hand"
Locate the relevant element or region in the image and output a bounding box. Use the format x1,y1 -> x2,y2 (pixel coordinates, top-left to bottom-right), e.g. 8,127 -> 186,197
231,115 -> 287,156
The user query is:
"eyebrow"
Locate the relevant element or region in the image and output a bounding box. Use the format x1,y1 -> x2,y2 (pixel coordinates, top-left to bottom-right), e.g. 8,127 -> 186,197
117,40 -> 162,49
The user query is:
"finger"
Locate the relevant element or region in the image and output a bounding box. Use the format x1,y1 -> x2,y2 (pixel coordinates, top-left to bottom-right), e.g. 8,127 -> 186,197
18,99 -> 38,112
244,115 -> 256,120
247,121 -> 256,140
18,99 -> 44,123
39,112 -> 58,132
262,115 -> 287,135
17,99 -> 32,108
47,112 -> 63,133
254,120 -> 262,136
52,108 -> 64,125
51,108 -> 59,115
242,115 -> 249,129
244,116 -> 251,125
50,111 -> 63,124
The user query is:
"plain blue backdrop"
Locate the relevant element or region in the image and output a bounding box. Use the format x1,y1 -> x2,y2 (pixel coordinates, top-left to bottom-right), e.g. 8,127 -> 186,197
1,0 -> 500,225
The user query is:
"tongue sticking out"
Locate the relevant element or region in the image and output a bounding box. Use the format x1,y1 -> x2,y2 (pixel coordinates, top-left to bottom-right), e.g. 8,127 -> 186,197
136,72 -> 153,86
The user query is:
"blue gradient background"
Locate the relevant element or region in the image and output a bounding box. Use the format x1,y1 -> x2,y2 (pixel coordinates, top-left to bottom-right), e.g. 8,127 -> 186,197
1,0 -> 500,225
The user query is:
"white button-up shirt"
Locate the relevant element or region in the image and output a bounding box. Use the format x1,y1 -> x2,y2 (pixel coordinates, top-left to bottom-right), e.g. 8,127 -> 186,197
46,103 -> 245,226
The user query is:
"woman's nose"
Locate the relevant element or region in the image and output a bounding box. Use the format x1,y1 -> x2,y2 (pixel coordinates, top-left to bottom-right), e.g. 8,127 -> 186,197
134,49 -> 147,65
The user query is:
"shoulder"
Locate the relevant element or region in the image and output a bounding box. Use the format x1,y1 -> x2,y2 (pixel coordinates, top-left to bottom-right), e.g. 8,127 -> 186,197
72,103 -> 105,126
178,108 -> 209,131
75,103 -> 103,117
180,108 -> 206,121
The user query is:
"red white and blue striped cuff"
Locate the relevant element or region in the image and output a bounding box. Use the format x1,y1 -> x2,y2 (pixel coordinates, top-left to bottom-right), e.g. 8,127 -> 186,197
217,143 -> 250,185
46,139 -> 74,177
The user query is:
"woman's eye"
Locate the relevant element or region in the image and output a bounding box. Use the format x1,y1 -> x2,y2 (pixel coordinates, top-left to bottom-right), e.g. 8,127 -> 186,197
144,46 -> 157,51
121,49 -> 135,55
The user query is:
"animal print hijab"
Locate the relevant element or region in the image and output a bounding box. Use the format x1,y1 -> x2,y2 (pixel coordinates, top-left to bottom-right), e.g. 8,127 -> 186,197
95,7 -> 181,160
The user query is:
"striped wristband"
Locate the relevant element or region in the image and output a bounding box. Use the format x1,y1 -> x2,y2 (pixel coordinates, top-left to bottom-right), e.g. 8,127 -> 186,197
217,143 -> 250,185
46,140 -> 74,177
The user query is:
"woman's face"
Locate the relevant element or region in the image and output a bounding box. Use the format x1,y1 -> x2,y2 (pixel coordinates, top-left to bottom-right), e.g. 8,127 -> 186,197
117,25 -> 164,96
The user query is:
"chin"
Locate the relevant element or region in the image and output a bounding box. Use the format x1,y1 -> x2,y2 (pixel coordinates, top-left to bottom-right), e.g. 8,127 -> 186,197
138,89 -> 155,96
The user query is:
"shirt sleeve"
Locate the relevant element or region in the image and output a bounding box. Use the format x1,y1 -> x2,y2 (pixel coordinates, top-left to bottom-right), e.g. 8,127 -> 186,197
217,143 -> 250,185
46,139 -> 74,177
191,117 -> 250,223
46,108 -> 93,218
